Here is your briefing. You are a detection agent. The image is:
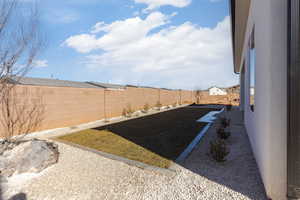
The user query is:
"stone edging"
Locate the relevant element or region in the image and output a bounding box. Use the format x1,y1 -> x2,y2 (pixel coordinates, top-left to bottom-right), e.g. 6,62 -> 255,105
175,108 -> 225,163
53,138 -> 177,177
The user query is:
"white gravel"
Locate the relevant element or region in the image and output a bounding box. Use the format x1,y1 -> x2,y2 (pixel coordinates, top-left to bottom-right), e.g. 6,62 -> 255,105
2,108 -> 267,200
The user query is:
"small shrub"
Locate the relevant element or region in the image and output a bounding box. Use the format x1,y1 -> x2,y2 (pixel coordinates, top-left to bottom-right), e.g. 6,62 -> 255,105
217,127 -> 231,140
143,103 -> 150,113
220,117 -> 230,128
155,101 -> 162,110
226,104 -> 232,111
122,104 -> 134,117
126,104 -> 134,117
210,139 -> 230,162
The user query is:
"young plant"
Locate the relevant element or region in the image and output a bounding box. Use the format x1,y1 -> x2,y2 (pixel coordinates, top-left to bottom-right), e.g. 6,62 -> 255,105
155,101 -> 162,110
122,108 -> 127,117
226,104 -> 232,111
143,103 -> 150,113
126,104 -> 134,117
220,117 -> 231,128
217,127 -> 231,140
210,139 -> 230,162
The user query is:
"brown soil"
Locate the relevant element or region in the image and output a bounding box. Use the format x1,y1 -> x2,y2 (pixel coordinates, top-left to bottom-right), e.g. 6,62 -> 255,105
95,107 -> 215,160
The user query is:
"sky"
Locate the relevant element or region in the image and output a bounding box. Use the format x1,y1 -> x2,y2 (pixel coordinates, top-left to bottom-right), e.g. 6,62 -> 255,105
22,0 -> 238,90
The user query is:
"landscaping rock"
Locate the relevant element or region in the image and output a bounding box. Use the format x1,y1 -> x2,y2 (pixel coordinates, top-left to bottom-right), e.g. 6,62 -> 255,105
134,110 -> 142,117
0,140 -> 18,155
0,139 -> 59,177
0,156 -> 14,177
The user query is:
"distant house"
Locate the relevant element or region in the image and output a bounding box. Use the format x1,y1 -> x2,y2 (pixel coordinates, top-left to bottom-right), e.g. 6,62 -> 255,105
7,77 -> 126,91
208,87 -> 227,95
8,76 -> 101,89
250,87 -> 254,96
125,84 -> 139,88
226,85 -> 240,94
86,82 -> 126,90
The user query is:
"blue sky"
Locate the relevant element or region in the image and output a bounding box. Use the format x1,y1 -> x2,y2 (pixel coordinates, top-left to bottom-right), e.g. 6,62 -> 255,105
24,0 -> 238,90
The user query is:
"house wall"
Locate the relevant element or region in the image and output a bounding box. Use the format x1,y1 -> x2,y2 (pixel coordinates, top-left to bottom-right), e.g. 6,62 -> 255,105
209,87 -> 228,95
239,67 -> 245,111
241,0 -> 287,199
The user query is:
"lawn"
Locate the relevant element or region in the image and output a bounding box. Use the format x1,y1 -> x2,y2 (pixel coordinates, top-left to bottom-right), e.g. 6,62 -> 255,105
58,107 -> 215,168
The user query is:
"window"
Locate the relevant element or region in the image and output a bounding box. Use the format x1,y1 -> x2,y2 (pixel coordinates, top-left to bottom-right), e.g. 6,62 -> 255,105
249,29 -> 255,111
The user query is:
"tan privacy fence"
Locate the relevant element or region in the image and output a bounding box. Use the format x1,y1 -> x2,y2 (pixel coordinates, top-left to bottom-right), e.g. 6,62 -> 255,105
0,84 -> 239,138
0,85 -> 196,137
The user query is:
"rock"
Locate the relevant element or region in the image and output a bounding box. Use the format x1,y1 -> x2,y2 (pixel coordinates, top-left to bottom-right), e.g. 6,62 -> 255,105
0,139 -> 59,177
0,140 -> 18,155
0,156 -> 14,177
134,111 -> 142,117
161,106 -> 168,110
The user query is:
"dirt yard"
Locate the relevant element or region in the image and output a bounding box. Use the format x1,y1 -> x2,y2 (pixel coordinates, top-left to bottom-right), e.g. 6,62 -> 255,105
58,107 -> 215,168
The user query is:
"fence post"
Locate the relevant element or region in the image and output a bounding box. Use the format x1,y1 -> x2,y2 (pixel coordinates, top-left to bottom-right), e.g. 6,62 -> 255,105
180,90 -> 182,105
104,89 -> 107,120
158,88 -> 161,104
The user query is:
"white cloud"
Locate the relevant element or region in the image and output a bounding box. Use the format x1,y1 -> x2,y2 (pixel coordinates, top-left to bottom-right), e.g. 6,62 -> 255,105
65,12 -> 172,52
64,13 -> 237,89
33,60 -> 48,68
134,0 -> 191,12
63,34 -> 98,53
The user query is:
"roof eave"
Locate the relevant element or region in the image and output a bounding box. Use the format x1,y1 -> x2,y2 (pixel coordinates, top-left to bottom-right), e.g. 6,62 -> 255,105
229,0 -> 251,74
229,0 -> 239,74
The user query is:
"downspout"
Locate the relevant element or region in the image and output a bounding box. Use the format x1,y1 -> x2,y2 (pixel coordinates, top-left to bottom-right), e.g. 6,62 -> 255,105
287,0 -> 300,199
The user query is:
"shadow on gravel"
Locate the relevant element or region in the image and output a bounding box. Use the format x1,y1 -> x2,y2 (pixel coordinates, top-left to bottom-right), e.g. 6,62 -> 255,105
180,108 -> 268,200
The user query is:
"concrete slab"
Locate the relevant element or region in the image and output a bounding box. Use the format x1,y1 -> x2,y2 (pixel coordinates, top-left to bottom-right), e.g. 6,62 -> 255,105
176,109 -> 224,163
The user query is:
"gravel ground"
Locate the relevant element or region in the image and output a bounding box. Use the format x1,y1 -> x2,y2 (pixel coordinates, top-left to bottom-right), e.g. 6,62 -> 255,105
2,108 -> 267,200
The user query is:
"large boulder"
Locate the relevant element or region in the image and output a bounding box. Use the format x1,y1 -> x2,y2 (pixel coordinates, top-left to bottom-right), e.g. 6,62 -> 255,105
0,139 -> 59,177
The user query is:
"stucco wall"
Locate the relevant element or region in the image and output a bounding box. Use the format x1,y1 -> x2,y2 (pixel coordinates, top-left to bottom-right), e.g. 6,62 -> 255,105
241,0 -> 287,199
